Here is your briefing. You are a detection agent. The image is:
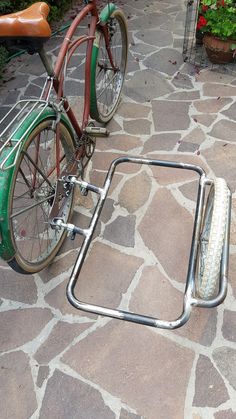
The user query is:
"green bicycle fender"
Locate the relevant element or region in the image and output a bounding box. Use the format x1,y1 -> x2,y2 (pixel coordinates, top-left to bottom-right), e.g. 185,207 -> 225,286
90,3 -> 117,118
0,108 -> 74,261
99,3 -> 117,24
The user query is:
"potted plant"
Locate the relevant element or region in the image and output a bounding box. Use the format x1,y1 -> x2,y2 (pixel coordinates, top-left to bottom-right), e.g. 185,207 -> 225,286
197,0 -> 236,64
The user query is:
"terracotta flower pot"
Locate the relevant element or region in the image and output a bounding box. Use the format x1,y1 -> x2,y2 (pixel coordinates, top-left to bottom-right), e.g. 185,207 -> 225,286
203,34 -> 236,64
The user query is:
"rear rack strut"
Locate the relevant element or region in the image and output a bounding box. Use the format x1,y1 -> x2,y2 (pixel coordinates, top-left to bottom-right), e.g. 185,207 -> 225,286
51,156 -> 231,329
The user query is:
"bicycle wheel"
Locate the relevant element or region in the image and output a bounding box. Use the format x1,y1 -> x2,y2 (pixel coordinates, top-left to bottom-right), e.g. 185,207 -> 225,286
196,178 -> 229,300
7,117 -> 75,274
90,9 -> 128,123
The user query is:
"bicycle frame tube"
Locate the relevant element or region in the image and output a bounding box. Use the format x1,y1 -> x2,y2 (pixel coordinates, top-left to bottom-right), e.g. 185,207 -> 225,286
52,2 -> 99,135
39,1 -> 114,136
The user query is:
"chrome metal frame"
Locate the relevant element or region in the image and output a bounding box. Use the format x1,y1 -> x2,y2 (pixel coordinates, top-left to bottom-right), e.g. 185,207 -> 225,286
0,78 -> 54,171
52,156 -> 231,329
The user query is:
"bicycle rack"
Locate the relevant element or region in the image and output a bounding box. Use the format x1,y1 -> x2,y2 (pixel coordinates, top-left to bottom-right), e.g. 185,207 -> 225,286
0,99 -> 49,170
51,156 -> 231,329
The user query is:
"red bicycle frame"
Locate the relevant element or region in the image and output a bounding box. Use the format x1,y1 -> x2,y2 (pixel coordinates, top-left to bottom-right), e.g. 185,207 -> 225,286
41,1 -> 113,137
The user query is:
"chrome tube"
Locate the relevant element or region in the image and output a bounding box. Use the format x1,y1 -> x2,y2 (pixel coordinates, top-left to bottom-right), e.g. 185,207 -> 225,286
66,156 -> 231,329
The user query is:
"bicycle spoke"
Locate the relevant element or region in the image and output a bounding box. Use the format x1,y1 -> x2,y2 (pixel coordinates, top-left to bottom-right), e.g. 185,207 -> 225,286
11,193 -> 55,218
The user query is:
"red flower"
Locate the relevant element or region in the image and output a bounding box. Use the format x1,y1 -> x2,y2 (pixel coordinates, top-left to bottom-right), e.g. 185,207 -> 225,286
197,15 -> 208,30
201,5 -> 208,12
222,0 -> 225,5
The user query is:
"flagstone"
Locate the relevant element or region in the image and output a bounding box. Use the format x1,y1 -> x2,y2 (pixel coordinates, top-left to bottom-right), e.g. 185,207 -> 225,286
118,171 -> 151,214
126,53 -> 141,74
2,90 -> 20,106
230,197 -> 236,244
129,265 -> 183,321
127,13 -> 170,31
203,83 -> 236,97
123,119 -> 151,136
46,242 -> 143,314
143,48 -> 183,76
202,142 -> 236,192
213,347 -> 236,391
228,254 -> 236,299
164,5 -> 182,13
70,95 -> 84,121
89,170 -> 123,193
124,69 -> 173,103
34,321 -> 90,364
2,75 -> 30,90
152,100 -> 191,131
193,355 -> 229,407
100,198 -> 115,224
119,410 -> 142,419
214,409 -> 236,419
182,127 -> 206,145
196,70 -> 235,84
175,307 -> 217,346
24,83 -> 45,98
209,119 -> 236,142
175,11 -> 185,23
192,114 -> 217,127
167,91 -> 200,100
45,278 -> 91,318
222,310 -> 236,342
130,43 -> 157,57
173,38 -> 184,49
103,215 -> 136,247
92,151 -> 140,174
96,134 -> 142,153
178,141 -> 199,152
118,102 -> 150,119
0,308 -> 53,352
36,366 -> 50,388
172,72 -> 194,89
193,98 -> 232,114
148,154 -> 206,185
178,180 -> 199,202
135,28 -> 173,47
39,369 -> 115,419
0,270 -> 37,304
126,0 -> 156,11
106,117 -> 123,133
63,321 -> 194,419
221,101 -> 236,121
138,189 -> 193,283
143,133 -> 181,153
39,249 -> 83,283
0,351 -> 37,419
159,16 -> 179,31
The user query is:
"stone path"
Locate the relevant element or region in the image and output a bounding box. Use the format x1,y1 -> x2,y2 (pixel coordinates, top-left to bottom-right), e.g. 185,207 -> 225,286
1,0 -> 236,418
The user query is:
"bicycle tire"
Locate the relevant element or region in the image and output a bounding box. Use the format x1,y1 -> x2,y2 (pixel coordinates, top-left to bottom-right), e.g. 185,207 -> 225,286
90,8 -> 128,123
196,178 -> 229,300
1,114 -> 75,274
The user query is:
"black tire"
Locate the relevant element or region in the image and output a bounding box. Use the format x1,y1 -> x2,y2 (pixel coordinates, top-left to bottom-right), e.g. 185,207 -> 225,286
8,117 -> 75,274
90,9 -> 128,123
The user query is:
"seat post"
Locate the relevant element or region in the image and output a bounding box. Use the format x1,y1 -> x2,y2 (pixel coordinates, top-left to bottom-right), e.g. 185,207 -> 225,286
38,47 -> 55,77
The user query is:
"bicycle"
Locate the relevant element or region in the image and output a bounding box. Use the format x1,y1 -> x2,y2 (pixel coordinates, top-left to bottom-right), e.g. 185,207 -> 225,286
0,0 -> 128,273
0,1 -> 232,330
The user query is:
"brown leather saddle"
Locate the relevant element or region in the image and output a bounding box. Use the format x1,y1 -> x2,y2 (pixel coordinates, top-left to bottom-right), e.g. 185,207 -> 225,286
0,2 -> 51,53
